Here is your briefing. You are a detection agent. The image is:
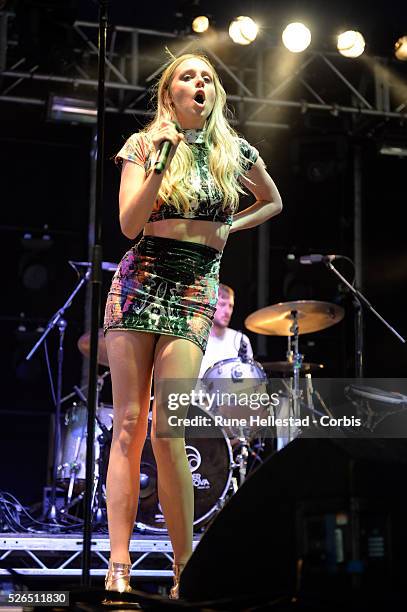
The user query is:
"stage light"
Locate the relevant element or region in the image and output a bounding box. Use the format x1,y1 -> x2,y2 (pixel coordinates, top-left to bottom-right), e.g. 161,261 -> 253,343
379,144 -> 407,157
395,36 -> 407,61
47,95 -> 97,124
337,30 -> 365,58
229,16 -> 258,45
282,22 -> 311,53
192,15 -> 209,33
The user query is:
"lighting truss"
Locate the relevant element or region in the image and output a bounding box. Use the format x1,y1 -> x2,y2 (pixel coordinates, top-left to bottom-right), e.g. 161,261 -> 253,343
0,13 -> 406,128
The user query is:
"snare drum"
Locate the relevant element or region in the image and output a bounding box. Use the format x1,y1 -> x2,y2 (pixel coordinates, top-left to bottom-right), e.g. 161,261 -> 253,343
202,357 -> 270,440
57,402 -> 114,491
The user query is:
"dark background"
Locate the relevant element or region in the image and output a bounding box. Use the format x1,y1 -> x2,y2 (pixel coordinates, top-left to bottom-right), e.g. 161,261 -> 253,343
0,0 -> 406,506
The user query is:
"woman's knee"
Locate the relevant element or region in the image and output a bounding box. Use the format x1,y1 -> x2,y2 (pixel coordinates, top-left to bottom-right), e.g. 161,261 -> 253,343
150,432 -> 186,460
113,404 -> 148,453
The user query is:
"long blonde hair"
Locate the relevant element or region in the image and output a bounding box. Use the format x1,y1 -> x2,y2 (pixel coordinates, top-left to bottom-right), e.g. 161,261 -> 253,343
142,53 -> 246,214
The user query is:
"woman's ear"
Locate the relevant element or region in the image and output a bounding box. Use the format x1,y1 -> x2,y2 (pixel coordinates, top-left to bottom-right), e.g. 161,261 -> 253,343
163,86 -> 173,107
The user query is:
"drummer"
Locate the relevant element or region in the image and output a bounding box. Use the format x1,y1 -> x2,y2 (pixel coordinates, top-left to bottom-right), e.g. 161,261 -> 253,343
198,283 -> 254,379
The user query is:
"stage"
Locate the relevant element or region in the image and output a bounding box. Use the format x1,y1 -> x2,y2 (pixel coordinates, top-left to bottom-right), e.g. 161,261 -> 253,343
0,533 -> 201,578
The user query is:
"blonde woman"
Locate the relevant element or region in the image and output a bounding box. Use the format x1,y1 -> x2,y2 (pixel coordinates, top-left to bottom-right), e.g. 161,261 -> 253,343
103,53 -> 282,599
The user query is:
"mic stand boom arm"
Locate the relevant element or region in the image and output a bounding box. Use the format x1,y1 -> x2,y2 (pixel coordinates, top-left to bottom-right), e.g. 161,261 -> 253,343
324,260 -> 405,377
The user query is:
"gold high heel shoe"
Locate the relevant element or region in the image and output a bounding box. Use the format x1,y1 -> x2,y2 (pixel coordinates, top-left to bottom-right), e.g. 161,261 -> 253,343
169,563 -> 185,600
105,560 -> 132,593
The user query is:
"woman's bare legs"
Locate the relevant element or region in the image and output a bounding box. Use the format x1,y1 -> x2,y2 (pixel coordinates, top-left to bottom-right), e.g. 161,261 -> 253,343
150,336 -> 203,567
105,330 -> 156,564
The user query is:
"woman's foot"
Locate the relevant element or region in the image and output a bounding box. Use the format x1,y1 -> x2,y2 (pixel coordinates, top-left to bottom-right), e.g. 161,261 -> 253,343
169,563 -> 185,600
105,560 -> 132,593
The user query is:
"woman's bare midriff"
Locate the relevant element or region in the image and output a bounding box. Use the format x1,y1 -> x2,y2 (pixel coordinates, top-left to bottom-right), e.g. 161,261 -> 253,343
143,219 -> 230,252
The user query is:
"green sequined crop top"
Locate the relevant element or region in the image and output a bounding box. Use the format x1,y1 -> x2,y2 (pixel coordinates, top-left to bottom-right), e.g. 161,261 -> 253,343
115,129 -> 259,226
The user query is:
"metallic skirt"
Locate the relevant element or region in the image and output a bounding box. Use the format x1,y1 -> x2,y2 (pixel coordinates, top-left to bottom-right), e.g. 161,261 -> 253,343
103,235 -> 221,353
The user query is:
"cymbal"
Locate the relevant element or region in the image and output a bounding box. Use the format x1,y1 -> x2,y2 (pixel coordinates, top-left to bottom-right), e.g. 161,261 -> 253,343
245,300 -> 344,336
77,329 -> 109,367
262,361 -> 324,374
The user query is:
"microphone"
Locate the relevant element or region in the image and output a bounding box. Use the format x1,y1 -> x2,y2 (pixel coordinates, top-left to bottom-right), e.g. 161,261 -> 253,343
154,141 -> 172,174
299,254 -> 341,265
238,332 -> 249,363
154,121 -> 181,174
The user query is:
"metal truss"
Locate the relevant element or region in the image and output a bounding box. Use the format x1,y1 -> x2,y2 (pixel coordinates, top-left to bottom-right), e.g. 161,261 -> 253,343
1,12 -> 407,127
0,534 -> 199,577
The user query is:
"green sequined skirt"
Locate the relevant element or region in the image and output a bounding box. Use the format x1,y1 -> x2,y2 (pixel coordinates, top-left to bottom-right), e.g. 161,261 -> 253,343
103,235 -> 221,352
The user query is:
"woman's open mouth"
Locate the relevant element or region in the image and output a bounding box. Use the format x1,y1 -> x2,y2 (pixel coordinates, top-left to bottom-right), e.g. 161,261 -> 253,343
194,92 -> 205,106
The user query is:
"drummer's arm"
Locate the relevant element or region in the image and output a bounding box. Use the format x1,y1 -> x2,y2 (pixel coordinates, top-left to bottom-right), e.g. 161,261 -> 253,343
230,156 -> 282,233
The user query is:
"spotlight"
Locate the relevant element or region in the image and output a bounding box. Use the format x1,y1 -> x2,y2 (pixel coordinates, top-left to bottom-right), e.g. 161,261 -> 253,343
282,22 -> 311,53
192,15 -> 209,33
395,36 -> 407,61
337,30 -> 365,58
379,144 -> 407,157
229,16 -> 258,45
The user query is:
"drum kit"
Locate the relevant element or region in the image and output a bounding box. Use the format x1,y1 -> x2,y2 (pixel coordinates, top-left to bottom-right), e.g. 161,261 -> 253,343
36,254 -> 406,533
53,257 -> 347,531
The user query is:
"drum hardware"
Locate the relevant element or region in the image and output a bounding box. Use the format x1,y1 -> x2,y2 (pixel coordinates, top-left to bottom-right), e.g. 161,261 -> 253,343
228,430 -> 268,486
262,361 -> 324,375
60,378 -> 111,523
25,267 -> 92,527
345,385 -> 407,432
57,365 -> 114,526
246,299 -> 345,450
201,357 -> 269,485
234,435 -> 250,486
23,258 -> 117,528
262,359 -> 324,448
273,376 -> 335,450
60,370 -> 111,405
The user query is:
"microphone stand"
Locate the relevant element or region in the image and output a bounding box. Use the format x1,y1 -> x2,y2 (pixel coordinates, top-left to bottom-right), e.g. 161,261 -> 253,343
81,0 -> 108,586
26,269 -> 91,526
324,260 -> 405,377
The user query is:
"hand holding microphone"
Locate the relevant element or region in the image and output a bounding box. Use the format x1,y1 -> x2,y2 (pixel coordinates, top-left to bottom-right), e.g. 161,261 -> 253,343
153,120 -> 183,174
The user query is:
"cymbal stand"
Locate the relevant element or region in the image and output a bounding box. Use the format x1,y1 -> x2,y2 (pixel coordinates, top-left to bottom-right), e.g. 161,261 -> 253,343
234,428 -> 250,486
288,310 -> 303,429
64,433 -> 83,507
92,382 -> 111,527
60,370 -> 111,406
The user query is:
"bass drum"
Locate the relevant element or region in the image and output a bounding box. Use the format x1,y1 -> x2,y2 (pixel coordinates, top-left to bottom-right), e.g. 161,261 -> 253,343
102,404 -> 234,532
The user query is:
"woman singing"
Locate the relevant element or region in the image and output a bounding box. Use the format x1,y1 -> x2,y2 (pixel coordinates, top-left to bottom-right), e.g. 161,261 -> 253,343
103,52 -> 282,599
